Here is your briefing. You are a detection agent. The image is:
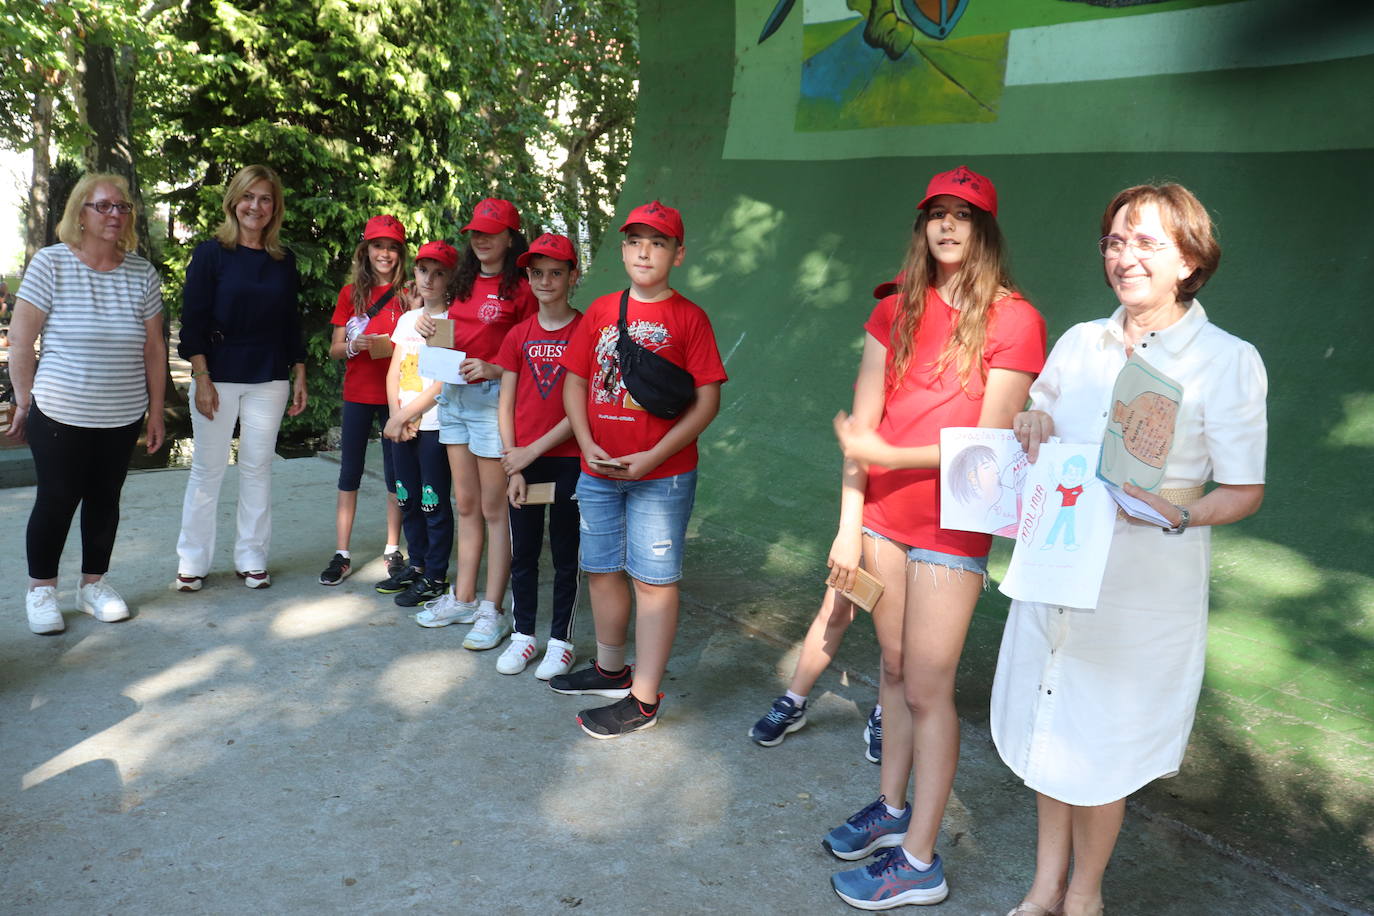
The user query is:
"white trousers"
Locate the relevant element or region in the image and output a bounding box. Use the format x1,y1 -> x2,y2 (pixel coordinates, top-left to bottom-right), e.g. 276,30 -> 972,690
176,380 -> 289,576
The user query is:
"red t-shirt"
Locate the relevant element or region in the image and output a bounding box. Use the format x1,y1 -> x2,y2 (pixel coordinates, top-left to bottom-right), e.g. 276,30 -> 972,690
560,290 -> 728,480
330,283 -> 407,404
495,311 -> 584,459
862,289 -> 1046,556
447,274 -> 537,362
1057,484 -> 1084,507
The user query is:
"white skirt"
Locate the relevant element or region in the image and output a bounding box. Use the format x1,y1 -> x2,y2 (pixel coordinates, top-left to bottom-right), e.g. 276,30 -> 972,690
990,515 -> 1212,806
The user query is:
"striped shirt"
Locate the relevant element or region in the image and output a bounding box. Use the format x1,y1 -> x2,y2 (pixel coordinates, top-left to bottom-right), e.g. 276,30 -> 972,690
18,243 -> 162,427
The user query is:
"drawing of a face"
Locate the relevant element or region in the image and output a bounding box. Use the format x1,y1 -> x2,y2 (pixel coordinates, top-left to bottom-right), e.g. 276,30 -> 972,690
970,455 -> 999,501
1061,456 -> 1088,486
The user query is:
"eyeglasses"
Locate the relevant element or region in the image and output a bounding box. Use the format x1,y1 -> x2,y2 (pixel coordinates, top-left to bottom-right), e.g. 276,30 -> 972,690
84,201 -> 134,215
1099,236 -> 1172,259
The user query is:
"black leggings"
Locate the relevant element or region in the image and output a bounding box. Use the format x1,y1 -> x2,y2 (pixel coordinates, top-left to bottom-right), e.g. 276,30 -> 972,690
26,403 -> 142,579
508,456 -> 581,641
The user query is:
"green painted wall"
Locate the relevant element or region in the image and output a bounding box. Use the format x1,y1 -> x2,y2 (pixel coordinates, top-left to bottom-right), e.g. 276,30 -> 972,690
578,0 -> 1373,905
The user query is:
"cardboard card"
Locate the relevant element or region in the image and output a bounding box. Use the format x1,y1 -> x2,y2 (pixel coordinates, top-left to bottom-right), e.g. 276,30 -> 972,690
520,482 -> 556,505
841,567 -> 885,613
429,318 -> 456,349
368,335 -> 394,359
418,346 -> 467,385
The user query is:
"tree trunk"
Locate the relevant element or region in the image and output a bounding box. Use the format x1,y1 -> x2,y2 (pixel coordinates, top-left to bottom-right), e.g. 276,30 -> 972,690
23,92 -> 53,270
82,36 -> 151,258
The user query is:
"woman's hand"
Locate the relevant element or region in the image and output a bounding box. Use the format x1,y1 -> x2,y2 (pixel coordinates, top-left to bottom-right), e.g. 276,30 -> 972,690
833,410 -> 891,467
1122,482 -> 1186,528
460,358 -> 499,383
194,377 -> 219,420
287,374 -> 308,417
1013,409 -> 1054,462
500,444 -> 537,476
144,410 -> 165,454
507,472 -> 527,508
826,527 -> 863,595
4,404 -> 28,444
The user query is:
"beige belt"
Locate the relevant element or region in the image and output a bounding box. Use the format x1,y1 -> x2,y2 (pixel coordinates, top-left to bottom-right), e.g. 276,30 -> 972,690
1117,484 -> 1206,522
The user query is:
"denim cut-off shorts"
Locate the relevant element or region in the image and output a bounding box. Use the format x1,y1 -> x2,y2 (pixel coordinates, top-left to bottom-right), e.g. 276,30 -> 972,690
861,526 -> 989,587
436,379 -> 502,458
575,470 -> 697,586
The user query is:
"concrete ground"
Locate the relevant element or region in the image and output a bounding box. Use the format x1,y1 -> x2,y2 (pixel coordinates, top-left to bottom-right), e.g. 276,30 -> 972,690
0,454 -> 1361,915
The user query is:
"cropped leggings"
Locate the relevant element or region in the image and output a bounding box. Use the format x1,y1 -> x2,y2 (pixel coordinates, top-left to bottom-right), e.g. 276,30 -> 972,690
26,402 -> 142,579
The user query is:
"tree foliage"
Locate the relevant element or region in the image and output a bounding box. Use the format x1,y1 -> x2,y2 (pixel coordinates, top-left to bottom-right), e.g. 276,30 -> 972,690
5,0 -> 639,436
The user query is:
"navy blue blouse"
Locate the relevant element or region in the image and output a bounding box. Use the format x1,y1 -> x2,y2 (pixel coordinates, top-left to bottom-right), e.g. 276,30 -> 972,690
178,240 -> 306,383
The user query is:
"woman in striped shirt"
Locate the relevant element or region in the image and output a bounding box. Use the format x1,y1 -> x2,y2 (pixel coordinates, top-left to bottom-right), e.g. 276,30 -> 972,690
7,172 -> 166,635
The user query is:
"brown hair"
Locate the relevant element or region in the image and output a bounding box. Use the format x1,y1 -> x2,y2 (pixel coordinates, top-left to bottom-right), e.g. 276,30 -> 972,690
1101,183 -> 1220,302
57,172 -> 138,252
349,238 -> 410,316
214,164 -> 287,260
454,229 -> 529,302
889,205 -> 1016,391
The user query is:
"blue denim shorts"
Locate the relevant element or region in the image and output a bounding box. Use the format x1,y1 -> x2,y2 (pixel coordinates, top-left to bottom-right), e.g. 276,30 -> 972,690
575,470 -> 697,585
436,379 -> 502,458
861,526 -> 989,579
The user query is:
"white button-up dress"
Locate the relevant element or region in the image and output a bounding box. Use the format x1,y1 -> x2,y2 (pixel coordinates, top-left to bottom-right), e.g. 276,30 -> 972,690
990,302 -> 1267,806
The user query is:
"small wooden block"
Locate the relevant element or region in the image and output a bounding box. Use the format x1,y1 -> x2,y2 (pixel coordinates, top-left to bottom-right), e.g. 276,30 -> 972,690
368,336 -> 394,359
521,482 -> 556,505
429,318 -> 456,349
843,567 -> 885,613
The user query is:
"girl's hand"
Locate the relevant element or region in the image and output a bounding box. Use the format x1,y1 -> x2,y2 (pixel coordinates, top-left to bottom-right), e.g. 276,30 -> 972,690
601,450 -> 661,481
507,472 -> 527,508
382,416 -> 407,442
833,410 -> 890,466
460,358 -> 499,383
5,404 -> 28,443
400,283 -> 422,310
287,376 -> 308,417
194,377 -> 219,420
1013,409 -> 1054,462
826,528 -> 863,595
416,313 -> 437,338
501,444 -> 536,476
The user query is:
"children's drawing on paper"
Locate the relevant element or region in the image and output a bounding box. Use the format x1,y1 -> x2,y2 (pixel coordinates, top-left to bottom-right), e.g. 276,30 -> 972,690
940,427 -> 1025,537
1097,352 -> 1182,491
1000,443 -> 1116,609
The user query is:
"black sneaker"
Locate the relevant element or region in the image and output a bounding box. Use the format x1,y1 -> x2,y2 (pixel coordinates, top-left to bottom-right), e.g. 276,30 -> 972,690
384,550 -> 406,578
394,575 -> 447,608
578,693 -> 660,739
375,565 -> 422,595
319,553 -> 351,586
549,662 -> 633,698
750,695 -> 807,747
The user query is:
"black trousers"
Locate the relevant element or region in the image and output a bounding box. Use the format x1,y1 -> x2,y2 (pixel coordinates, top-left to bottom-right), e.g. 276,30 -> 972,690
26,402 -> 142,579
508,456 -> 581,641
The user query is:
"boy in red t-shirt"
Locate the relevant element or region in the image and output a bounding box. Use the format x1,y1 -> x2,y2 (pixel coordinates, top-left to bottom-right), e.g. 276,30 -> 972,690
552,202 -> 728,738
492,233 -> 584,679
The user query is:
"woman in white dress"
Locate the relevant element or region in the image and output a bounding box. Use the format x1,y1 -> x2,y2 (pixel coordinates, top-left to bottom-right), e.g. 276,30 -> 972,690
994,184 -> 1267,916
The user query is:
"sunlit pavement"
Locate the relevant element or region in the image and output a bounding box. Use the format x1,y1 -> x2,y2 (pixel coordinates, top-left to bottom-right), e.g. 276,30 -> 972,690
0,456 -> 1346,914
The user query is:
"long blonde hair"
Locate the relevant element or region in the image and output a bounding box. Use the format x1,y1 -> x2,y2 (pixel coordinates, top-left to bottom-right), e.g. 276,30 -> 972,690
888,205 -> 1015,392
214,164 -> 287,260
56,172 -> 138,252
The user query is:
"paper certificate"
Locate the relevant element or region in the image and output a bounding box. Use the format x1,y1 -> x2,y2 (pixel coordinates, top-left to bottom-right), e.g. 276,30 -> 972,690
1098,352 -> 1182,492
999,443 -> 1116,609
418,345 -> 468,385
940,428 -> 1029,538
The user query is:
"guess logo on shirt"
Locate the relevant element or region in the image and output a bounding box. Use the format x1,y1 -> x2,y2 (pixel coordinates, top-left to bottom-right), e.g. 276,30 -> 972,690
524,341 -> 568,399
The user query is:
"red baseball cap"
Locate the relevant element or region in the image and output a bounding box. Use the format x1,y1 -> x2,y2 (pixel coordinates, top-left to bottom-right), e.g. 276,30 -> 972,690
462,198 -> 521,235
620,200 -> 684,244
415,240 -> 458,270
363,214 -> 406,244
516,232 -> 578,269
873,271 -> 905,299
916,165 -> 998,217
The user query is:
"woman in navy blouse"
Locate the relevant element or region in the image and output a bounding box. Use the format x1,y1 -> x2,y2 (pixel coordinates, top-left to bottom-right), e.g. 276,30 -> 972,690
172,164 -> 307,591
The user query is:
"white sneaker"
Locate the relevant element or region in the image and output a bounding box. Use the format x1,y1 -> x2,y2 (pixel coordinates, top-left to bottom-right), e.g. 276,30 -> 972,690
496,633 -> 539,674
77,580 -> 130,622
535,637 -> 577,680
237,570 -> 271,589
414,593 -> 478,628
26,586 -> 65,634
462,601 -> 512,650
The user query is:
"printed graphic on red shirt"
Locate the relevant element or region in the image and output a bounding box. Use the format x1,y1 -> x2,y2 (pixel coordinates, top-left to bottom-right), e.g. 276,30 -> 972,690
589,319 -> 673,411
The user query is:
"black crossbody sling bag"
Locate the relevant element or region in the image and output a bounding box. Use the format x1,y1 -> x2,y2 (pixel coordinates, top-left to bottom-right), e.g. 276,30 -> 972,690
614,289 -> 697,420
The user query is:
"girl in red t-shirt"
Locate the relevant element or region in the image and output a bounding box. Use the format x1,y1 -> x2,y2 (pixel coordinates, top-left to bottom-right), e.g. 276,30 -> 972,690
823,167 -> 1047,908
322,214 -> 410,587
412,199 -> 536,654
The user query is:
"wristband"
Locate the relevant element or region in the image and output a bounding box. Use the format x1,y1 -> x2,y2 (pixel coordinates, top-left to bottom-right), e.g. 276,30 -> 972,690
192,370 -> 210,378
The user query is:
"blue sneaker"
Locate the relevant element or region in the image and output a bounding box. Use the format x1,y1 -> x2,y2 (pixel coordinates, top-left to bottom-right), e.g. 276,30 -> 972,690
864,706 -> 882,764
832,848 -> 948,910
750,695 -> 807,747
822,796 -> 910,861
